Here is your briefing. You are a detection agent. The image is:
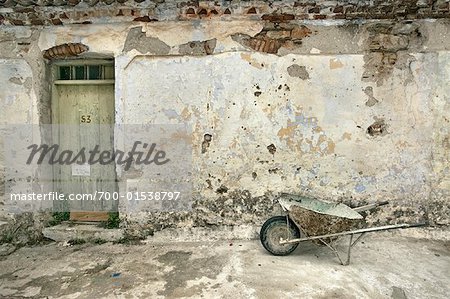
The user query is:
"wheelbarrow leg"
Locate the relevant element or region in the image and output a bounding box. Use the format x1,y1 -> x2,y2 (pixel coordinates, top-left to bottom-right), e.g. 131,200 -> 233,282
344,233 -> 366,265
318,239 -> 345,265
345,234 -> 354,266
318,233 -> 367,265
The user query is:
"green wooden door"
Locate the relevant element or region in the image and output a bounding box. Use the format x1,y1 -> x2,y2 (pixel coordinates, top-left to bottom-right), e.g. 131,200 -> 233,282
53,83 -> 117,221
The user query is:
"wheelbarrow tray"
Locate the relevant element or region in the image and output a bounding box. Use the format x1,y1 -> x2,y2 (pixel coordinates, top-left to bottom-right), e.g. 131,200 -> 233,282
279,194 -> 364,237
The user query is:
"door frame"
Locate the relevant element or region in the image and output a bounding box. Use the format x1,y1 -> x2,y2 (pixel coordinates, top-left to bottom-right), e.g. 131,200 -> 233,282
50,59 -> 115,124
50,59 -> 118,221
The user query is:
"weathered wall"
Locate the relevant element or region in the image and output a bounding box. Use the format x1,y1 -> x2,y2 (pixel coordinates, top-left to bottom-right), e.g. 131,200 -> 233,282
0,14 -> 449,242
430,52 -> 450,225
0,26 -> 49,244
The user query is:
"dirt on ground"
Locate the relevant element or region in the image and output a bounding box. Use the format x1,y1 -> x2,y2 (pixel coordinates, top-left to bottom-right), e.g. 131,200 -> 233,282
0,233 -> 449,299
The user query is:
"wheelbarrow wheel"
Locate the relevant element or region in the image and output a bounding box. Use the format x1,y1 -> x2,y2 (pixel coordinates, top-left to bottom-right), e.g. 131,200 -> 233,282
260,216 -> 300,256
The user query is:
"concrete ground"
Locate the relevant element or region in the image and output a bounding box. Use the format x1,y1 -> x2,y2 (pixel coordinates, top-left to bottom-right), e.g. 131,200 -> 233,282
0,233 -> 449,299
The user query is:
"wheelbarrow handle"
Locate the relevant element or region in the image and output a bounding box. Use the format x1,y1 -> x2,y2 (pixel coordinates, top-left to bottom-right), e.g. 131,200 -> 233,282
353,200 -> 389,212
404,222 -> 428,228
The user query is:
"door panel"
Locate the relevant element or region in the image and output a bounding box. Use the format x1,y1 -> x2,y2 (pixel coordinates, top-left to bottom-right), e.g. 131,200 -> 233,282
54,83 -> 116,221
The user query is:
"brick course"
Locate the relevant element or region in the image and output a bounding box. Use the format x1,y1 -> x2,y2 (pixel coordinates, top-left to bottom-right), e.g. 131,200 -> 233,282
0,0 -> 448,26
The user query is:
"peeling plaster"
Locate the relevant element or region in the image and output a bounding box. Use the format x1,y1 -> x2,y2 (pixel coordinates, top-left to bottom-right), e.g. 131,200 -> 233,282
178,39 -> 216,56
144,21 -> 264,48
123,26 -> 170,55
1,19 -> 450,242
364,86 -> 379,107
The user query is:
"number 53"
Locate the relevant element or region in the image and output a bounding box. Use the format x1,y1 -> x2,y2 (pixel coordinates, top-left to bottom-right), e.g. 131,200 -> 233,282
81,115 -> 91,123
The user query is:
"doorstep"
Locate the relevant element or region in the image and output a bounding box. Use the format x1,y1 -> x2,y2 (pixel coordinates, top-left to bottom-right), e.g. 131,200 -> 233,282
43,222 -> 124,242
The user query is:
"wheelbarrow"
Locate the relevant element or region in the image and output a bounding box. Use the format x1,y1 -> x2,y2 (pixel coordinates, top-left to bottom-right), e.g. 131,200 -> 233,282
260,193 -> 427,265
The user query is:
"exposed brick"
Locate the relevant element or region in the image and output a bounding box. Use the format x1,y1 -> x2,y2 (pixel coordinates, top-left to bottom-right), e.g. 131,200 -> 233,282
249,38 -> 281,53
437,3 -> 449,11
296,13 -> 310,19
30,19 -> 44,26
294,1 -> 316,7
133,16 -> 158,22
333,13 -> 346,19
308,7 -> 320,13
333,5 -> 344,13
435,0 -> 449,9
247,7 -> 257,14
368,34 -> 409,52
379,5 -> 394,14
261,13 -> 295,22
345,6 -> 355,13
27,13 -> 39,20
186,8 -> 196,15
51,19 -> 63,25
290,25 -> 312,39
197,8 -> 207,15
0,0 -> 448,26
68,0 -> 80,6
11,19 -> 24,26
13,7 -> 35,13
406,6 -> 420,14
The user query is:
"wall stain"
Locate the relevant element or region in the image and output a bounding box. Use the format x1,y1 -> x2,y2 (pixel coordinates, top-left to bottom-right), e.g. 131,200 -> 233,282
329,58 -> 344,69
8,77 -> 23,85
287,64 -> 309,79
364,86 -> 379,107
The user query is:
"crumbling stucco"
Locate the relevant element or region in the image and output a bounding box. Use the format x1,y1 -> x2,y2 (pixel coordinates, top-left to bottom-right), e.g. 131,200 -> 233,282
232,24 -> 312,54
116,47 -> 446,232
363,86 -> 379,107
287,64 -> 309,80
123,26 -> 170,55
362,21 -> 427,86
179,39 -> 216,56
367,119 -> 387,137
1,16 -> 449,243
